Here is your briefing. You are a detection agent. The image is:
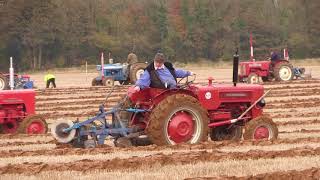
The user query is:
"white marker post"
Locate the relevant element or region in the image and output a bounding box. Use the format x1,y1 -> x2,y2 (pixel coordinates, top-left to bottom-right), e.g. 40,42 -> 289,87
85,61 -> 88,82
101,52 -> 104,81
9,57 -> 14,90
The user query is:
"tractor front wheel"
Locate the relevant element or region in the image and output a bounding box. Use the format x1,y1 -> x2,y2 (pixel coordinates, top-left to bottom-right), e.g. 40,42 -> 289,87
18,115 -> 48,134
103,77 -> 114,87
1,119 -> 18,133
247,73 -> 260,84
243,115 -> 278,141
210,125 -> 242,141
147,94 -> 208,145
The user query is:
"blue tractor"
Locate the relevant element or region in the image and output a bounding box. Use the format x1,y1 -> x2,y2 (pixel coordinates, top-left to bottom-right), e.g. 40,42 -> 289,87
91,62 -> 147,86
0,73 -> 34,90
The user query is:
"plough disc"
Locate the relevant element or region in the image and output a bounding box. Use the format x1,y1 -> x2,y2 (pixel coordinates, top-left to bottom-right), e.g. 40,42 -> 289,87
51,120 -> 76,143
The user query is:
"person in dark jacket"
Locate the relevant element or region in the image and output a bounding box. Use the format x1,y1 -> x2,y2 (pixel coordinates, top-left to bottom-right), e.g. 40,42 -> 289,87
134,53 -> 193,92
270,51 -> 280,61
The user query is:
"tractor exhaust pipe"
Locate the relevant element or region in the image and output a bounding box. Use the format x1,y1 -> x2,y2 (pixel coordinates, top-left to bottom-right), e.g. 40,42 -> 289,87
9,57 -> 14,90
250,33 -> 254,61
233,50 -> 239,86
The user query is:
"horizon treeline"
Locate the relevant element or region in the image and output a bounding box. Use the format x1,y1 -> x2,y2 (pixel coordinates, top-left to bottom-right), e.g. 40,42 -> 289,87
0,0 -> 319,71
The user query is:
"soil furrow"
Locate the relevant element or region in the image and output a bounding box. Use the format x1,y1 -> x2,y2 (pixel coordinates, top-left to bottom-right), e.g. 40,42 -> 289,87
1,146 -> 320,175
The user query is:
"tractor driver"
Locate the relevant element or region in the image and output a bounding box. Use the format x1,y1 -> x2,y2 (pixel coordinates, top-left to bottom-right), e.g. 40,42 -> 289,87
270,51 -> 280,62
133,52 -> 194,92
269,51 -> 281,71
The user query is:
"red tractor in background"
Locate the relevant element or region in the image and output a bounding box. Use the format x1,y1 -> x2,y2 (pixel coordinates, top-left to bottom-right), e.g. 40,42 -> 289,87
238,35 -> 308,84
238,49 -> 296,84
51,52 -> 278,148
0,90 -> 48,134
0,58 -> 47,134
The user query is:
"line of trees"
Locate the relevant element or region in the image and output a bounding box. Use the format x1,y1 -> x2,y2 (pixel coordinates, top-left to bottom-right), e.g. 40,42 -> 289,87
0,0 -> 319,71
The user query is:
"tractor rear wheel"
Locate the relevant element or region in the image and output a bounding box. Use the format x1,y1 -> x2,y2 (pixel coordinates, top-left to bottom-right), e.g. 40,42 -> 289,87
243,115 -> 278,141
18,115 -> 48,134
274,61 -> 294,81
129,63 -> 146,84
247,73 -> 260,84
210,125 -> 242,141
0,74 -> 9,90
147,94 -> 208,145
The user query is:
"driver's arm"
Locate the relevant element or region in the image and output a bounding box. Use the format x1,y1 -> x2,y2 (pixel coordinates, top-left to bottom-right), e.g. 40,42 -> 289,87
135,70 -> 151,89
175,69 -> 192,78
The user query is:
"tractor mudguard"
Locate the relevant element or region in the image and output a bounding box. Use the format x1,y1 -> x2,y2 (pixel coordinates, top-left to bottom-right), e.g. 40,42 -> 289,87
128,86 -> 196,106
151,88 -> 197,106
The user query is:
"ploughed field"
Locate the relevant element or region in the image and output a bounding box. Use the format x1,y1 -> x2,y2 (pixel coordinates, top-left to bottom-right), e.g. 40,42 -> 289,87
1,66 -> 320,179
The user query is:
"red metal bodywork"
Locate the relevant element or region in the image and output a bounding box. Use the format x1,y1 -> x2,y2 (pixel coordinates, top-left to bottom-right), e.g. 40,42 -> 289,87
128,82 -> 264,129
239,59 -> 289,80
0,90 -> 35,132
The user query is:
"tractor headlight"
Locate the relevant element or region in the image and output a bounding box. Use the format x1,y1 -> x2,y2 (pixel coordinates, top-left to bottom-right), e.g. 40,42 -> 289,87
256,98 -> 266,108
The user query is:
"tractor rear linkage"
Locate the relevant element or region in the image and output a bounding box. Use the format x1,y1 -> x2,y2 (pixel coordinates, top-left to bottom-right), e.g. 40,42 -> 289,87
52,102 -> 149,148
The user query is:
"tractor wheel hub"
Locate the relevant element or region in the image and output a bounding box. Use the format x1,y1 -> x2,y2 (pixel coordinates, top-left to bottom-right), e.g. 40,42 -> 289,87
3,119 -> 18,133
27,122 -> 45,134
254,126 -> 269,139
168,111 -> 194,143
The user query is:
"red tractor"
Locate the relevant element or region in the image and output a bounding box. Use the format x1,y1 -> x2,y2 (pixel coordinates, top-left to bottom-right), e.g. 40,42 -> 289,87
238,57 -> 294,84
51,53 -> 278,148
238,35 -> 308,84
0,90 -> 48,134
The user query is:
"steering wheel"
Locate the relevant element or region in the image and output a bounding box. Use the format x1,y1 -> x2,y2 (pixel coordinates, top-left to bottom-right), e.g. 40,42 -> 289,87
177,74 -> 196,89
